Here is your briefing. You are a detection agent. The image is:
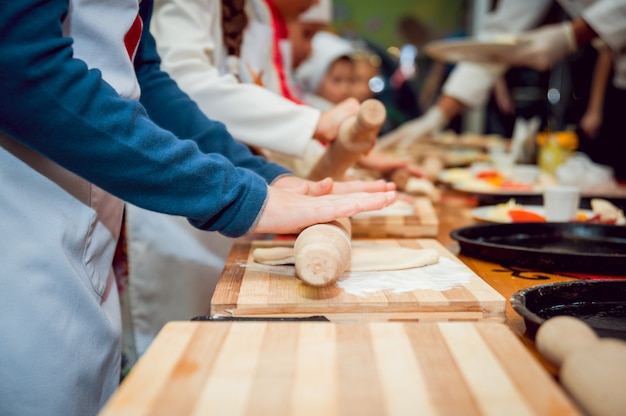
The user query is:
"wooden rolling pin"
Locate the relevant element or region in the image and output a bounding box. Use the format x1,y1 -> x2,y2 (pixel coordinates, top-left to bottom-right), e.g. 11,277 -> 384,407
535,316 -> 626,416
293,217 -> 351,287
307,99 -> 386,181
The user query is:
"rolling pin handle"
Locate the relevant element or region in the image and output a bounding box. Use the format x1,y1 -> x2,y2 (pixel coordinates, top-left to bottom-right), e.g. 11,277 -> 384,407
293,218 -> 351,287
536,315 -> 626,416
307,99 -> 386,181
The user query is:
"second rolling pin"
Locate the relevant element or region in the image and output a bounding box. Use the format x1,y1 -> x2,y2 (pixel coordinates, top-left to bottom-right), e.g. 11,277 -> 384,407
293,217 -> 352,287
536,316 -> 626,416
307,98 -> 386,181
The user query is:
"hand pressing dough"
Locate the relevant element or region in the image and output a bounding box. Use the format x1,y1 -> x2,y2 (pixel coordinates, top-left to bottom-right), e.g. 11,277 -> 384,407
253,245 -> 439,272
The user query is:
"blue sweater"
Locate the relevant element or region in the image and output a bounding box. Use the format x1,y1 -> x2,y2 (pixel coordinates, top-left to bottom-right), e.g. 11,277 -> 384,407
0,0 -> 290,237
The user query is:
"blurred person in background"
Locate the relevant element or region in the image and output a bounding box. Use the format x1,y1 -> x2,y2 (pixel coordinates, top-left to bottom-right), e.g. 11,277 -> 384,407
396,14 -> 464,133
378,0 -> 626,167
294,29 -> 426,182
350,46 -> 382,103
569,40 -> 625,181
152,0 -> 356,157
288,1 -> 332,79
295,30 -> 355,110
480,3 -> 566,138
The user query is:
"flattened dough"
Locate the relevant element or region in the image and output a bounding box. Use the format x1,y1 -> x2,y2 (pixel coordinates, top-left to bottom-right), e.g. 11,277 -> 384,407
349,246 -> 439,271
253,245 -> 439,271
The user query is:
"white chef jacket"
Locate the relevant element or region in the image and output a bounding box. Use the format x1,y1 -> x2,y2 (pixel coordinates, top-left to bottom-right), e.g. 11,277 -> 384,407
443,0 -> 626,108
150,0 -> 320,158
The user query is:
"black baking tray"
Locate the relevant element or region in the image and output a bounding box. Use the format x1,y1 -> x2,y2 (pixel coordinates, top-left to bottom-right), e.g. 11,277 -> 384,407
510,280 -> 626,340
450,222 -> 626,275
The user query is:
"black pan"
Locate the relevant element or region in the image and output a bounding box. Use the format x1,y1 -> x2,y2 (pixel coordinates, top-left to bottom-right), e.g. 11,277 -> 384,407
510,280 -> 626,340
450,222 -> 626,275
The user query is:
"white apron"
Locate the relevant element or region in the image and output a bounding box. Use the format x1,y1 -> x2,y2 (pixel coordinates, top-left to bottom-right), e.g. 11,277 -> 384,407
0,134 -> 124,415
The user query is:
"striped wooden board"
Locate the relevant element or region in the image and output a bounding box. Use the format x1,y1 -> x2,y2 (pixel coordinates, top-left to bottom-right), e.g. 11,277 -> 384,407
100,321 -> 581,416
350,196 -> 438,238
210,239 -> 505,322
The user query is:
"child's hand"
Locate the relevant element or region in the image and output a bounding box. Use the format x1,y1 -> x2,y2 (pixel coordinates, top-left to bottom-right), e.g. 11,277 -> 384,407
314,97 -> 360,143
273,176 -> 395,196
253,187 -> 396,234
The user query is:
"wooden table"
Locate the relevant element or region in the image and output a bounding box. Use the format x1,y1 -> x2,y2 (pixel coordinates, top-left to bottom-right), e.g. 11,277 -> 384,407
99,321 -> 581,416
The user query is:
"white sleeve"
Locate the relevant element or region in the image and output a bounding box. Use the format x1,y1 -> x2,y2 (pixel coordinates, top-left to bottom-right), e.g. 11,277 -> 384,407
150,0 -> 319,158
480,0 -> 554,35
582,0 -> 626,88
442,62 -> 506,108
441,0 -> 553,108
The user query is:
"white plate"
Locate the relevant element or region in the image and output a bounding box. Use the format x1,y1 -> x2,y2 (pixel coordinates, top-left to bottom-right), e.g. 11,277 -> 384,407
437,168 -> 474,184
472,205 -> 594,223
424,38 -> 523,63
453,180 -> 542,196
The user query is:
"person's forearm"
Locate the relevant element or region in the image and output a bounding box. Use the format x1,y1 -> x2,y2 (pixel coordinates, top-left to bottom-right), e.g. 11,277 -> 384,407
572,17 -> 598,49
435,95 -> 467,121
585,45 -> 612,115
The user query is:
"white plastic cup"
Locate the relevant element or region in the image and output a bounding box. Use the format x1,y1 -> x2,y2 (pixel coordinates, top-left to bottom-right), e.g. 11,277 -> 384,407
543,185 -> 580,221
491,152 -> 515,178
512,164 -> 540,184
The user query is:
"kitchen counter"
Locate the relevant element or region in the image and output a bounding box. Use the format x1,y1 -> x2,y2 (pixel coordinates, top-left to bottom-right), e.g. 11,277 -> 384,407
100,185 -> 591,415
99,320 -> 580,415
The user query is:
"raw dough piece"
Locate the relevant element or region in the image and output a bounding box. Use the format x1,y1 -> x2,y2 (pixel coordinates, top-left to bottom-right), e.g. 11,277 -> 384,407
591,198 -> 625,224
253,245 -> 439,271
404,177 -> 441,202
351,200 -> 415,219
252,247 -> 294,265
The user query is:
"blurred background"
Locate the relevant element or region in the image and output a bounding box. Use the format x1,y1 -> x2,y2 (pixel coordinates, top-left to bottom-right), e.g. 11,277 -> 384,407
328,0 -> 489,134
320,0 -> 625,183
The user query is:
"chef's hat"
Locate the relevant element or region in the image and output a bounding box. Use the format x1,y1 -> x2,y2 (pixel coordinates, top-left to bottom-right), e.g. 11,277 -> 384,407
295,31 -> 354,93
298,0 -> 332,24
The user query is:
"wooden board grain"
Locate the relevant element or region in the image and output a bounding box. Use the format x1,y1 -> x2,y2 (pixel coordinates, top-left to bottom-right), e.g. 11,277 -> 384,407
210,239 -> 505,322
350,197 -> 438,238
99,321 -> 581,416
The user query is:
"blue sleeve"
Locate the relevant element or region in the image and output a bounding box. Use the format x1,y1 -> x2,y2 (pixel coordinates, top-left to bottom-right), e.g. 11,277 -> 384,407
0,0 -> 289,237
135,0 -> 289,180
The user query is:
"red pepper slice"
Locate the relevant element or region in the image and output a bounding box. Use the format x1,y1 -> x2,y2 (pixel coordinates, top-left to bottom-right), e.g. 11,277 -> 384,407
475,170 -> 500,179
508,209 -> 546,222
499,181 -> 534,191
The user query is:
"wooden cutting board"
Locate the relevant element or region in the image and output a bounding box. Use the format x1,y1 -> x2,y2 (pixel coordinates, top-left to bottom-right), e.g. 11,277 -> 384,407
99,321 -> 581,416
350,196 -> 438,238
210,239 -> 505,322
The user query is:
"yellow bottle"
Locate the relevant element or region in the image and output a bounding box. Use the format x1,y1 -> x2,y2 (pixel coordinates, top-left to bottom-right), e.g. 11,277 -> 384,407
536,131 -> 578,175
538,135 -> 563,174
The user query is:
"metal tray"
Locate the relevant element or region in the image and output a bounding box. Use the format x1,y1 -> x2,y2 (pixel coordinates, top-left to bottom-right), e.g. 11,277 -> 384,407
450,222 -> 626,275
510,280 -> 626,340
424,38 -> 522,63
